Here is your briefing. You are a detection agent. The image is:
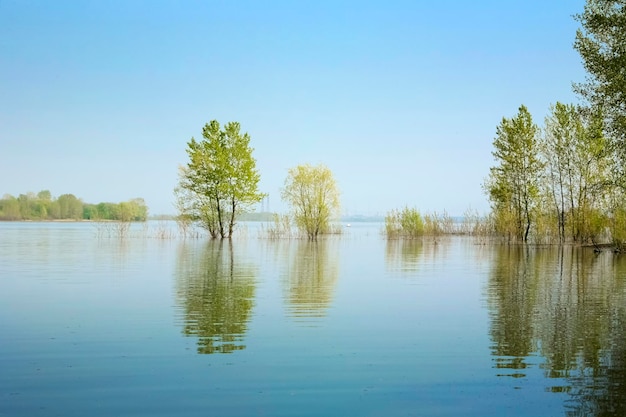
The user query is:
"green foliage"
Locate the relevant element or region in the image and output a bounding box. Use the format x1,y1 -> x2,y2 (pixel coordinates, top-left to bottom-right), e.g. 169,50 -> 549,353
423,211 -> 455,236
281,164 -> 340,239
386,209 -> 461,238
531,203 -> 560,245
0,195 -> 20,220
574,1 -> 626,155
37,190 -> 51,201
485,105 -> 543,242
57,194 -> 83,219
385,207 -> 424,238
0,191 -> 147,221
541,103 -> 608,243
610,205 -> 626,250
175,120 -> 264,239
484,101 -> 618,244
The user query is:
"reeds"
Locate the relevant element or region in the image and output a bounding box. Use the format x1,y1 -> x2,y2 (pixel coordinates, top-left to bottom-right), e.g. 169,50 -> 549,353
385,207 -> 424,238
385,206 -> 496,240
259,214 -> 294,239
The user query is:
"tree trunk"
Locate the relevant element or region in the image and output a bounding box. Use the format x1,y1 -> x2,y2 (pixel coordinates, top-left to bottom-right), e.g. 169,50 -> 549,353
228,199 -> 236,238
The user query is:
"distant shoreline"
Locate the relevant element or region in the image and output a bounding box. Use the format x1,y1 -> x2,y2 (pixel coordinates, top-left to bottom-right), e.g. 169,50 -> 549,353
0,219 -> 144,223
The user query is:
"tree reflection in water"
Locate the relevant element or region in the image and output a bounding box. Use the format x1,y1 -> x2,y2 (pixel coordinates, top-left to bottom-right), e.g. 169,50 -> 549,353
174,240 -> 256,354
487,245 -> 626,415
385,239 -> 423,273
282,239 -> 339,320
384,238 -> 447,274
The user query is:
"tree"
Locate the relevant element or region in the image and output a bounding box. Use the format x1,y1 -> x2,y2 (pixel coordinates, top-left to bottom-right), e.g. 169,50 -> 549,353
541,103 -> 608,243
57,194 -> 83,219
175,120 -> 264,238
117,198 -> 148,221
37,190 -> 51,201
541,103 -> 575,242
574,1 -> 626,166
485,105 -> 543,242
281,164 -> 340,239
0,194 -> 20,220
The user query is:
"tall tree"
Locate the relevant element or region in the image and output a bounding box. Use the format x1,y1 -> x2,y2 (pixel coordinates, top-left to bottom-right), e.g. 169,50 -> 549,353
281,164 -> 340,239
485,105 -> 543,242
542,103 -> 608,243
574,1 -> 626,167
176,120 -> 264,238
542,103 -> 576,242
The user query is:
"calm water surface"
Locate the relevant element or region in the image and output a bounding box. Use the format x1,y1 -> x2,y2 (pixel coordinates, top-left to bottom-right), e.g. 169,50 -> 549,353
1,221 -> 625,416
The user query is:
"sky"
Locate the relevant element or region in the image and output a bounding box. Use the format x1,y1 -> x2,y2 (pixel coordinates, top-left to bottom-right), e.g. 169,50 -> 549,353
0,0 -> 588,216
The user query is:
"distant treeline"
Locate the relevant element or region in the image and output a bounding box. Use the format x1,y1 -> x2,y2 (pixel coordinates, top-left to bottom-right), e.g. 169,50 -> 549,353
0,190 -> 148,221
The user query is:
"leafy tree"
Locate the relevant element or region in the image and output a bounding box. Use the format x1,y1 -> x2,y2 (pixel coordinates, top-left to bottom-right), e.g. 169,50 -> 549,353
0,194 -> 20,220
47,200 -> 61,219
541,103 -> 608,242
0,191 -> 148,221
176,120 -> 264,238
37,190 -> 51,201
281,163 -> 340,239
542,103 -> 578,242
57,194 -> 83,219
116,198 -> 148,221
94,202 -> 113,219
17,194 -> 31,219
32,190 -> 52,219
485,105 -> 543,242
128,198 -> 148,221
82,204 -> 97,220
574,1 -> 626,163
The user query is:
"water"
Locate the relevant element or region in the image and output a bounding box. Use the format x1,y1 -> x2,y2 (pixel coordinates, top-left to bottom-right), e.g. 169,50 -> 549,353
1,221 -> 625,416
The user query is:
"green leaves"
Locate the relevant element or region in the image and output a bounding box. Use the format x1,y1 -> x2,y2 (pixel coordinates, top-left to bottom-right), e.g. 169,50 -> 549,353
176,120 -> 264,238
486,100 -> 615,244
486,105 -> 543,242
574,1 -> 626,150
281,164 -> 340,239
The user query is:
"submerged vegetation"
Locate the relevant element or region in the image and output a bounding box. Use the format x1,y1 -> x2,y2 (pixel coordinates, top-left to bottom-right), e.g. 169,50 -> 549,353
483,103 -> 622,247
259,214 -> 295,239
385,207 -> 424,238
175,120 -> 265,239
281,164 -> 341,239
384,207 -> 490,240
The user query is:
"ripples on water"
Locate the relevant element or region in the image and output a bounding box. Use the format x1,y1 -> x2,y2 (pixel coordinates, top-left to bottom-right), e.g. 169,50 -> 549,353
1,221 -> 626,416
487,245 -> 626,416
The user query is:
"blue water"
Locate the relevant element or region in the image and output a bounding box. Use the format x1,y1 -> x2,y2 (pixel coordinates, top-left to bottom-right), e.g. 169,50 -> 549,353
1,221 -> 625,416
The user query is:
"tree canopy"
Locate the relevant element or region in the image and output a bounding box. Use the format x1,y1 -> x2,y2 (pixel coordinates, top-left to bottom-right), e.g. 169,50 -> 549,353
574,0 -> 626,161
0,191 -> 147,221
485,105 -> 543,242
281,164 -> 340,239
175,120 -> 264,238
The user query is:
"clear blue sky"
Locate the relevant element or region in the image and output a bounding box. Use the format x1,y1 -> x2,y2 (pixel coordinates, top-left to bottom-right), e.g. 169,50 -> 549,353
1,0 -> 587,216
